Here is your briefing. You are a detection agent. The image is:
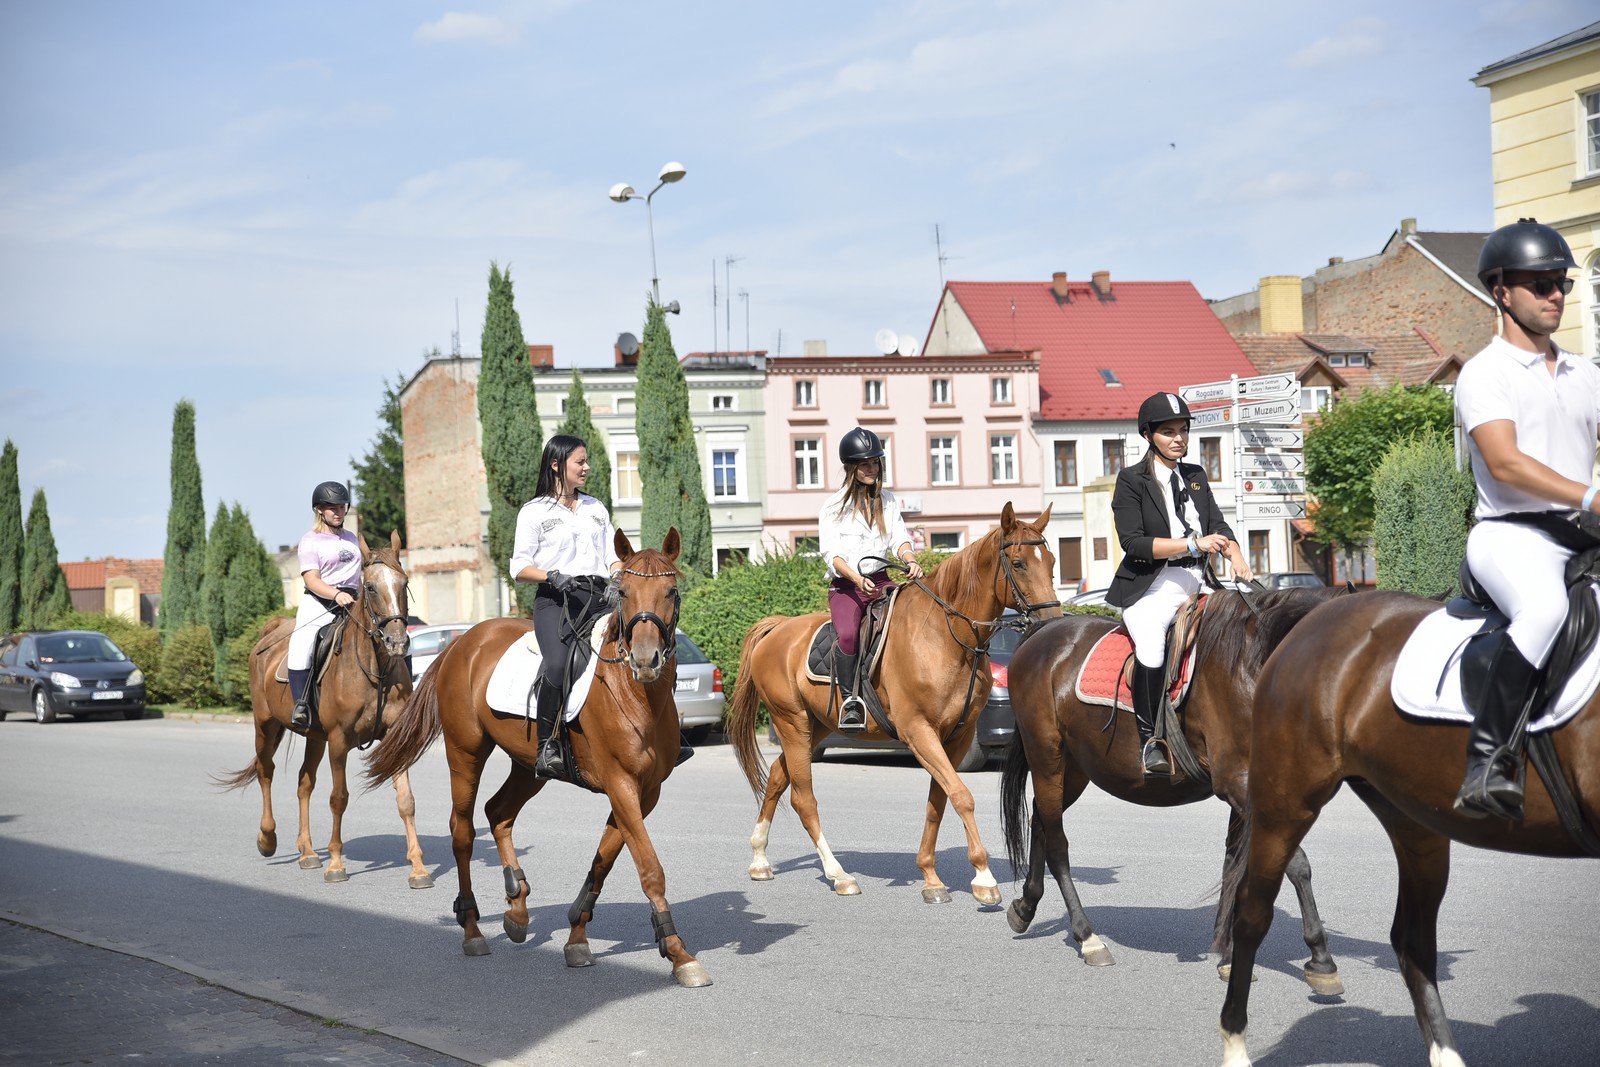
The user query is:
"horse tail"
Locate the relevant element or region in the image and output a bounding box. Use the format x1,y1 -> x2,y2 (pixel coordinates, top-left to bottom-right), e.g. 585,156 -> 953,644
1212,802 -> 1253,955
362,658 -> 444,788
212,758 -> 261,792
999,734 -> 1032,883
729,617 -> 782,798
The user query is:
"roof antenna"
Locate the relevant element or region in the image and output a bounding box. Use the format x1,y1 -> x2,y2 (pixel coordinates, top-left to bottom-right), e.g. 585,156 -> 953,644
451,299 -> 461,358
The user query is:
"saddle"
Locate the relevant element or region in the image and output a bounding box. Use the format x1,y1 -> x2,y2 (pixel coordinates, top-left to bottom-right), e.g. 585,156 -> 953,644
272,609 -> 351,725
806,589 -> 900,737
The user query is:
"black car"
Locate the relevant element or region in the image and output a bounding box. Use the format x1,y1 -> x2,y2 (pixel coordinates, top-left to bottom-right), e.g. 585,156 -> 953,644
0,630 -> 148,723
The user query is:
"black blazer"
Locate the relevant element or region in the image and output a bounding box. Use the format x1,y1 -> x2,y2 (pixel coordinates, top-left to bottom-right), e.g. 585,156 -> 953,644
1105,459 -> 1235,609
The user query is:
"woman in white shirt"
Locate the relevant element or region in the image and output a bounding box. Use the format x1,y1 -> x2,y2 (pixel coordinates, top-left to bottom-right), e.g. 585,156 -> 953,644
288,480 -> 362,730
818,427 -> 925,729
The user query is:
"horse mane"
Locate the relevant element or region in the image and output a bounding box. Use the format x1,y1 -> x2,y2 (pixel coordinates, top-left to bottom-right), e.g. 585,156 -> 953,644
1191,585 -> 1351,676
920,525 -> 1001,607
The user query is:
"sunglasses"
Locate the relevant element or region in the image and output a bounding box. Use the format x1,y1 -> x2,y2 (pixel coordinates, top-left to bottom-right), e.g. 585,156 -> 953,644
1512,277 -> 1574,298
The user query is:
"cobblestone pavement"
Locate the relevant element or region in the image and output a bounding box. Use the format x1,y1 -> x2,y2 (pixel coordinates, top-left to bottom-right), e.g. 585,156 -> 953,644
0,920 -> 472,1066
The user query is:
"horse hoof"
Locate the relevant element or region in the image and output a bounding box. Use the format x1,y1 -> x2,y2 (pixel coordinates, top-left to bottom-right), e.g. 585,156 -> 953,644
748,864 -> 774,882
1304,967 -> 1343,997
323,868 -> 349,883
463,937 -> 491,957
1005,902 -> 1034,934
1216,962 -> 1257,983
503,916 -> 528,944
409,873 -> 435,890
834,877 -> 861,896
564,944 -> 595,968
1081,934 -> 1115,967
673,961 -> 713,988
971,883 -> 1002,907
257,832 -> 277,857
298,855 -> 322,870
921,885 -> 952,905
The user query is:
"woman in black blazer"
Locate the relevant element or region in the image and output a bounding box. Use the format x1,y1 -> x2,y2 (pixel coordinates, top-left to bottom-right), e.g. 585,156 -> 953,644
1106,391 -> 1254,776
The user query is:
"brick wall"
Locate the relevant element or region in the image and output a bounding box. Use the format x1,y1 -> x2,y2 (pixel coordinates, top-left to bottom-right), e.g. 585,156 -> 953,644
1308,243 -> 1493,359
401,361 -> 488,577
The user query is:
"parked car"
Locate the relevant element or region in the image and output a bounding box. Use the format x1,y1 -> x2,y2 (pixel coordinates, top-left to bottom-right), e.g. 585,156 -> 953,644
0,630 -> 147,723
1255,572 -> 1326,590
1066,587 -> 1118,612
674,630 -> 724,741
407,622 -> 474,677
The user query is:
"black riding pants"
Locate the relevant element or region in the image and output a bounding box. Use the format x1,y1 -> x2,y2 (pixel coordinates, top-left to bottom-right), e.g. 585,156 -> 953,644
532,582 -> 604,726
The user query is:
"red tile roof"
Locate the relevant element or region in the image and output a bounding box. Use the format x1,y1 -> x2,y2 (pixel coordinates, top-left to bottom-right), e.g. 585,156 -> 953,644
60,560 -> 106,591
58,557 -> 163,594
938,279 -> 1259,421
1236,329 -> 1460,391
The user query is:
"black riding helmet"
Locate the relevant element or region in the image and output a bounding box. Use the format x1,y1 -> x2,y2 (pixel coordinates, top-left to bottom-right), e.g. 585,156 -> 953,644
1137,392 -> 1192,437
838,426 -> 885,464
1476,218 -> 1577,290
312,481 -> 351,508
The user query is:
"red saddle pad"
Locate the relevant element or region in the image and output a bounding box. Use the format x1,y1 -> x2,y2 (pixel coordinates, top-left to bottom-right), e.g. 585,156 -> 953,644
1073,625 -> 1194,712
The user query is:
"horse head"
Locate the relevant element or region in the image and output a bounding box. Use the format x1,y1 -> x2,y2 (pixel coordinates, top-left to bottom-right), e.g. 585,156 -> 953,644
610,527 -> 682,683
995,502 -> 1061,622
357,529 -> 411,660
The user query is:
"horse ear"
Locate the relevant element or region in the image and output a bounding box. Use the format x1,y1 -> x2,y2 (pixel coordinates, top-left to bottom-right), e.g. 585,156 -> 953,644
662,527 -> 681,561
614,528 -> 635,561
1001,501 -> 1017,532
389,529 -> 402,554
1036,502 -> 1053,527
358,530 -> 373,561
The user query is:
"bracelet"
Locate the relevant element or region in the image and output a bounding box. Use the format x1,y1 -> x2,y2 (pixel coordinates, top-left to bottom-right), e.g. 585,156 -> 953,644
1187,535 -> 1199,558
1584,486 -> 1599,513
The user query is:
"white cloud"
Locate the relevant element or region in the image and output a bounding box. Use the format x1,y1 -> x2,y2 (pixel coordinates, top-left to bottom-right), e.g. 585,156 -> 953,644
413,12 -> 521,46
1285,17 -> 1386,70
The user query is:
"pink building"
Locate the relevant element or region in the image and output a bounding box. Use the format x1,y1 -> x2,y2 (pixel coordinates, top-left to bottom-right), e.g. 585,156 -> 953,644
761,349 -> 1045,556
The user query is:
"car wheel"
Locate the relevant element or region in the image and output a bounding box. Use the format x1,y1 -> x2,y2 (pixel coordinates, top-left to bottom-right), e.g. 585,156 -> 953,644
956,736 -> 988,772
683,724 -> 711,744
123,707 -> 146,720
33,689 -> 57,724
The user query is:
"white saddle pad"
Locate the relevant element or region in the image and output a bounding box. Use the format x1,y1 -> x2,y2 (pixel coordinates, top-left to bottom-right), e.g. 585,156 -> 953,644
485,620 -> 609,720
1390,588 -> 1600,733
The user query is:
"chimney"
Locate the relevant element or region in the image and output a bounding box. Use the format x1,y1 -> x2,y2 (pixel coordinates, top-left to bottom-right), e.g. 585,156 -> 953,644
1328,256 -> 1343,266
1091,270 -> 1111,296
803,339 -> 828,357
527,344 -> 554,369
1400,218 -> 1417,236
1051,271 -> 1069,300
614,343 -> 637,366
1258,276 -> 1305,334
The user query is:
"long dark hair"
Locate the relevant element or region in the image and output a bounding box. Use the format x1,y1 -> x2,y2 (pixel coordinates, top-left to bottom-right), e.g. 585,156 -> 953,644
534,434 -> 587,500
832,462 -> 886,535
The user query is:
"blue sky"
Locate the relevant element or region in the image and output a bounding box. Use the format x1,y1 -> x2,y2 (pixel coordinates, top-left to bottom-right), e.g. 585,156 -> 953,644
1,1 -> 1589,564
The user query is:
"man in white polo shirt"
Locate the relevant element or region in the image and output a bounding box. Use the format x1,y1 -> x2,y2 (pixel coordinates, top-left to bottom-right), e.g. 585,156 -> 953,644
1453,218 -> 1600,821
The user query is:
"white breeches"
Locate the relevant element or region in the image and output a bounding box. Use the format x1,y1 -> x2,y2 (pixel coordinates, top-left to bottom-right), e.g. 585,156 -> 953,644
1121,566 -> 1201,668
286,596 -> 339,671
1465,520 -> 1574,667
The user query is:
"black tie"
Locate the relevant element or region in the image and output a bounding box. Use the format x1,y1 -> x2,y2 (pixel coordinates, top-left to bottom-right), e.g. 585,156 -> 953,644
1170,471 -> 1195,536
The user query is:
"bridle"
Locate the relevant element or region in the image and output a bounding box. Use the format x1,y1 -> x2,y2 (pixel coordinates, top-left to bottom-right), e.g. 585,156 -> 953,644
347,555 -> 410,685
883,525 -> 1060,655
995,533 -> 1061,619
599,562 -> 680,667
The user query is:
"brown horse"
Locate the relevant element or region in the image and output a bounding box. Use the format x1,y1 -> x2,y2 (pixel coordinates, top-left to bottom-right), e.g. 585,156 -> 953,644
217,529 -> 431,889
363,529 -> 710,987
728,503 -> 1059,905
1220,589 -> 1600,1067
999,587 -> 1345,990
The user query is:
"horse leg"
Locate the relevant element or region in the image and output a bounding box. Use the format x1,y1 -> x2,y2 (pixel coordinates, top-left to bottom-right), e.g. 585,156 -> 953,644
445,736 -> 494,957
251,720 -> 286,857
906,729 -> 995,904
1283,847 -> 1341,994
390,768 -> 435,889
1030,771 -> 1111,965
772,718 -> 859,895
482,760 -> 543,944
321,740 -> 352,883
294,738 -> 327,870
747,751 -> 790,882
565,817 -> 626,968
606,783 -> 711,987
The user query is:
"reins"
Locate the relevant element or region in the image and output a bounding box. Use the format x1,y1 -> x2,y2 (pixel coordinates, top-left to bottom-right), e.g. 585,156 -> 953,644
598,562 -> 681,668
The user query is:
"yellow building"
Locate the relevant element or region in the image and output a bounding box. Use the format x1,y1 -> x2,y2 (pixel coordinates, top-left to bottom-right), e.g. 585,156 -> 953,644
1474,21 -> 1600,360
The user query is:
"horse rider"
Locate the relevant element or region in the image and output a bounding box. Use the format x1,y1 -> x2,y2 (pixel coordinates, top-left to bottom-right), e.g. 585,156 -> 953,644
1452,217 -> 1600,821
510,435 -> 624,780
819,426 -> 925,730
1106,392 -> 1254,776
288,480 -> 362,730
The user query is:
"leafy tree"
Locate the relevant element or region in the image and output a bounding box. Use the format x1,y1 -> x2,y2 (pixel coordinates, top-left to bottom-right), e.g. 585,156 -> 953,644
158,623 -> 222,708
351,370 -> 410,545
1303,384 -> 1455,556
0,440 -> 21,632
201,503 -> 285,697
636,300 -> 713,576
478,263 -> 542,615
1373,434 -> 1475,598
555,368 -> 612,515
160,400 -> 206,634
20,488 -> 70,628
201,503 -> 234,688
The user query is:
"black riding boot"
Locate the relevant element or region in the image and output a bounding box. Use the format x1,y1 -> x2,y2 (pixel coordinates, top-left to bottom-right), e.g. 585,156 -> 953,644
1131,662 -> 1172,777
288,668 -> 312,730
835,650 -> 866,731
1453,633 -> 1538,821
533,682 -> 568,781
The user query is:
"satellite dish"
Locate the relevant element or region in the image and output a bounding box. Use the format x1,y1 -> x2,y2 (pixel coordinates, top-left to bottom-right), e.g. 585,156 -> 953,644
616,332 -> 640,357
897,335 -> 921,357
874,328 -> 898,355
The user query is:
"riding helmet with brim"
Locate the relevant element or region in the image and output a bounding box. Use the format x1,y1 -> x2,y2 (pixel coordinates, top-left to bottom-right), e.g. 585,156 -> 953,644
1137,392 -> 1193,437
839,426 -> 885,464
1476,218 -> 1577,289
312,481 -> 352,508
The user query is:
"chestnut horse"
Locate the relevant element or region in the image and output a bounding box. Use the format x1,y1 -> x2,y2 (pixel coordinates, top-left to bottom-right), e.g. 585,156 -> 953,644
364,529 -> 709,987
217,529 -> 431,888
1220,589 -> 1600,1067
728,503 -> 1059,905
999,587 -> 1346,989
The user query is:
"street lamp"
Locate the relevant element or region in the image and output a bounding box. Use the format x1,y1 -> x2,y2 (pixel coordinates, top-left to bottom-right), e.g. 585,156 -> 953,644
609,161 -> 687,305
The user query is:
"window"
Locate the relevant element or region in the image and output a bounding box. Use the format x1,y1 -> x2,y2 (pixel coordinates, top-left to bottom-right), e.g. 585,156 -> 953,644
1589,254 -> 1600,360
793,437 -> 822,489
1102,439 -> 1125,476
712,450 -> 739,499
558,398 -> 568,415
1328,354 -> 1346,367
794,534 -> 820,555
711,394 -> 735,411
1248,531 -> 1270,575
1200,437 -> 1222,482
1053,440 -> 1078,486
794,380 -> 816,408
1347,353 -> 1368,367
1586,90 -> 1600,176
930,435 -> 958,485
991,376 -> 1013,404
878,435 -> 895,487
864,379 -> 886,407
931,378 -> 952,405
990,433 -> 1018,484
615,451 -> 641,500
929,532 -> 962,551
617,396 -> 636,414
1058,537 -> 1083,585
715,547 -> 748,570
1302,386 -> 1333,414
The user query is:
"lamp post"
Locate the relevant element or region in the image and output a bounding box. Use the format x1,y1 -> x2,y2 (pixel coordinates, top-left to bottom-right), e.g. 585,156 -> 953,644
609,161 -> 687,305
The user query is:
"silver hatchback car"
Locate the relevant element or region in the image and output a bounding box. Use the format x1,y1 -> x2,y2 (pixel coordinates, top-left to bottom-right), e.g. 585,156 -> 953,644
673,630 -> 724,741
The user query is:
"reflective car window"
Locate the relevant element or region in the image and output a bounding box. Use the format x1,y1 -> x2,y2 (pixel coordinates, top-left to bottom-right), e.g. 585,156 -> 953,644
675,632 -> 709,665
37,634 -> 125,663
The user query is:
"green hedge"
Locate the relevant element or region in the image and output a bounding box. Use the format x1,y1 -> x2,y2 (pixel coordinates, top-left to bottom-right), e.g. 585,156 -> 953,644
1372,432 -> 1475,598
158,623 -> 224,708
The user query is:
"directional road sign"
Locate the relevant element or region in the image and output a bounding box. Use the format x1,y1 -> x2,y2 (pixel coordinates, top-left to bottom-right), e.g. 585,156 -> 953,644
1190,406 -> 1233,429
1179,380 -> 1234,405
1235,373 -> 1298,400
1242,499 -> 1309,520
1237,396 -> 1300,424
1239,452 -> 1305,474
1241,476 -> 1307,495
1240,428 -> 1304,449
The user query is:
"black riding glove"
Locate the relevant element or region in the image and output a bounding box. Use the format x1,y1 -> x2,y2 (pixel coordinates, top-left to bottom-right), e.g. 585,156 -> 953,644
545,570 -> 574,594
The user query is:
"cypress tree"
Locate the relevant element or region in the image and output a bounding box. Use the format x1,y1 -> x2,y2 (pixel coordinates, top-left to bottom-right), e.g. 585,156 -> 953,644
0,440 -> 22,632
201,503 -> 234,688
555,368 -> 612,515
20,488 -> 71,628
478,262 -> 542,615
230,505 -> 286,620
350,371 -> 409,545
636,300 -> 712,574
160,400 -> 206,635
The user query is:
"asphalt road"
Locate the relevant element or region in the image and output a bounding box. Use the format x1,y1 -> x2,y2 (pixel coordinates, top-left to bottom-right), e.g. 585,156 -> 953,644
1,715 -> 1597,1067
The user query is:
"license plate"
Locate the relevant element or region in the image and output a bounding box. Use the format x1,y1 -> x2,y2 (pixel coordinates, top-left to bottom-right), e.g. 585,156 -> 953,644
674,678 -> 696,693
92,690 -> 123,700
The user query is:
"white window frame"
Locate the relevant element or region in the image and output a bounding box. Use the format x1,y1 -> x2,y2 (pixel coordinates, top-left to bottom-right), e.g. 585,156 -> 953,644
928,531 -> 963,552
794,380 -> 816,408
1302,385 -> 1333,413
793,437 -> 822,489
991,376 -> 1013,404
710,446 -> 743,500
1588,252 -> 1600,362
990,432 -> 1019,484
930,435 -> 959,486
864,378 -> 886,407
930,378 -> 952,405
615,450 -> 642,502
711,394 -> 736,411
617,396 -> 636,414
1583,89 -> 1600,178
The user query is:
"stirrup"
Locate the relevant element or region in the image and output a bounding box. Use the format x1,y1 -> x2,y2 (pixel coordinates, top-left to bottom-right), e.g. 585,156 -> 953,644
675,741 -> 695,766
1141,738 -> 1172,778
838,694 -> 868,732
290,703 -> 311,730
1453,757 -> 1524,821
534,737 -> 568,781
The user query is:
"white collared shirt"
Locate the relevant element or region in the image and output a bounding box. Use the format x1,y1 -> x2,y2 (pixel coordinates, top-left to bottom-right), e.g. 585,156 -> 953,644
508,494 -> 619,579
818,485 -> 912,580
1456,335 -> 1600,519
1150,461 -> 1198,538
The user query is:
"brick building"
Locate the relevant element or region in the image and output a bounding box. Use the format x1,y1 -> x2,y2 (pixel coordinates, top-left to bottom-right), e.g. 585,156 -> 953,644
59,558 -> 163,624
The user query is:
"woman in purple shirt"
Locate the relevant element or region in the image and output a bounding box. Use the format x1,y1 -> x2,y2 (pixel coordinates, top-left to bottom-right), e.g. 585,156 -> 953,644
286,481 -> 362,729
